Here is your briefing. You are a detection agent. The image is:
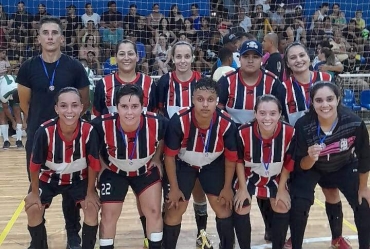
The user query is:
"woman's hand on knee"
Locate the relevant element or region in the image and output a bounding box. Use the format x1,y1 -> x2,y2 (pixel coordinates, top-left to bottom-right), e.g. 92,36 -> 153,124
84,191 -> 101,212
275,188 -> 291,210
24,192 -> 42,211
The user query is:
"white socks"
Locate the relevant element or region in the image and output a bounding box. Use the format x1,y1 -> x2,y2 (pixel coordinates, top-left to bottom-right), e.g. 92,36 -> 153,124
0,124 -> 8,141
150,232 -> 163,242
99,239 -> 114,246
16,123 -> 22,141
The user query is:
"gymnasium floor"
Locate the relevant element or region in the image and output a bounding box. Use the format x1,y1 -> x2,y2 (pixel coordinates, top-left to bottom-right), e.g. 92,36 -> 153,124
0,137 -> 360,249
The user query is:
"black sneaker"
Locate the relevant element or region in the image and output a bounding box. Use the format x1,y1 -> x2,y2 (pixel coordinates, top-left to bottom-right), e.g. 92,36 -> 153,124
16,140 -> 24,148
3,140 -> 10,149
66,236 -> 82,249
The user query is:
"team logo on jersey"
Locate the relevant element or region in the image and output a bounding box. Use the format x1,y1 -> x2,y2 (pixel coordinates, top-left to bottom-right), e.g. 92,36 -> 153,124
339,138 -> 348,151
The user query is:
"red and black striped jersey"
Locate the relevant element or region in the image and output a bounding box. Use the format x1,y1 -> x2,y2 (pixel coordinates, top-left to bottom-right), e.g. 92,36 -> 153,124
164,107 -> 238,168
156,71 -> 202,118
92,112 -> 168,176
29,118 -> 100,185
93,72 -> 156,116
237,120 -> 295,197
218,68 -> 287,124
283,71 -> 332,115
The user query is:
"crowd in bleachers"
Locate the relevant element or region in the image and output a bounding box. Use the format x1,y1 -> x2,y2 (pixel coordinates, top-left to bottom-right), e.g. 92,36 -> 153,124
0,0 -> 370,76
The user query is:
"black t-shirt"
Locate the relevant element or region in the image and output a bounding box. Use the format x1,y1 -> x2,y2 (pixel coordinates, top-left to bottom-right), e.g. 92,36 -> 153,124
306,29 -> 325,49
136,29 -> 152,45
342,58 -> 363,73
263,52 -> 284,81
123,14 -> 140,30
101,11 -> 123,23
17,54 -> 90,138
342,27 -> 362,44
293,107 -> 370,173
11,11 -> 32,28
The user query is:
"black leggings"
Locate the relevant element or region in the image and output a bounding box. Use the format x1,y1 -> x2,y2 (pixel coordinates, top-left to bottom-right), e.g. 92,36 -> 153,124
289,162 -> 370,249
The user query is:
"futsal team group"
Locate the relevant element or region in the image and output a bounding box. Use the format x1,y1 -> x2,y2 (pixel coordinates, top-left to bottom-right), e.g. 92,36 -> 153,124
13,16 -> 370,249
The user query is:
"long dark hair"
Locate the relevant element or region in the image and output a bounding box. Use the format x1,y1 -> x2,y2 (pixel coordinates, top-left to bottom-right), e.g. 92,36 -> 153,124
307,81 -> 341,115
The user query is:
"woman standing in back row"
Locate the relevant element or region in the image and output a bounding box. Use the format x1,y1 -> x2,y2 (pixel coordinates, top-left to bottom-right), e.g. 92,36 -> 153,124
281,43 -> 352,249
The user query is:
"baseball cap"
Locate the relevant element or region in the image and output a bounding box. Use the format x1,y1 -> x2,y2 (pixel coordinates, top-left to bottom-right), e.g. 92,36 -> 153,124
295,5 -> 303,10
239,40 -> 263,57
222,33 -> 238,45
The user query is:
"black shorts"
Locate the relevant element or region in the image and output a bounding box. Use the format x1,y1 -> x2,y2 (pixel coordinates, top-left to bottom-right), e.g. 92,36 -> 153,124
39,179 -> 87,208
290,161 -> 359,205
99,167 -> 161,203
164,159 -> 225,201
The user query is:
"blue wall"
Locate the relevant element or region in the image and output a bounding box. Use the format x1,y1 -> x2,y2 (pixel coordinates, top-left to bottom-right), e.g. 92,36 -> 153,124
2,1 -> 210,19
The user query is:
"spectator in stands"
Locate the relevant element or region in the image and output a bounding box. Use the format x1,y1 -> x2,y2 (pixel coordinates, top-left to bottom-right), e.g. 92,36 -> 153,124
234,7 -> 252,33
81,3 -> 100,29
78,20 -> 100,45
262,32 -> 284,81
216,9 -> 233,36
168,4 -> 184,34
146,3 -> 165,33
310,3 -> 329,30
330,29 -> 350,62
322,16 -> 334,41
195,31 -> 221,72
86,51 -> 102,75
342,46 -> 369,89
6,22 -> 28,49
66,5 -> 82,33
270,3 -> 285,32
33,3 -> 50,22
196,17 -> 211,47
189,4 -> 201,30
79,34 -> 100,60
181,18 -> 197,45
156,18 -> 177,46
306,21 -> 325,59
293,17 -> 306,42
285,5 -> 306,29
0,48 -> 10,75
7,37 -> 20,74
100,1 -> 123,30
60,17 -> 78,57
20,36 -> 41,63
102,16 -> 124,58
0,4 -> 8,27
353,10 -> 366,31
126,31 -> 149,74
212,47 -> 235,81
251,4 -> 270,41
313,41 -> 344,76
314,47 -> 336,78
123,4 -> 140,31
152,33 -> 171,75
9,1 -> 32,29
277,33 -> 287,54
329,3 -> 346,30
342,19 -> 364,54
136,17 -> 154,62
343,46 -> 362,73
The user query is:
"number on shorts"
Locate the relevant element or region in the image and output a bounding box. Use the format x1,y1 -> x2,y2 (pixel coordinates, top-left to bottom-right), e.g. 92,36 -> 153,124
101,183 -> 111,195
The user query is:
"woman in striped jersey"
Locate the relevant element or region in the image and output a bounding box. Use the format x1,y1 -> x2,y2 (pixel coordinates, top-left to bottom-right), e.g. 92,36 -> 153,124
156,41 -> 213,248
25,87 -> 100,249
93,39 -> 156,116
233,94 -> 294,249
163,77 -> 238,249
93,39 -> 157,248
92,84 -> 168,249
281,43 -> 349,249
